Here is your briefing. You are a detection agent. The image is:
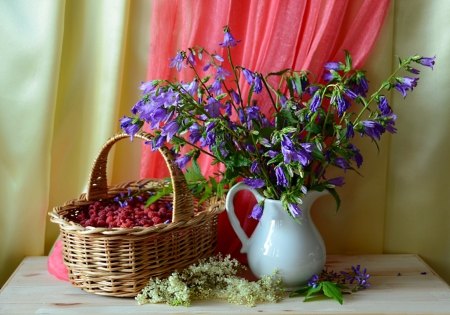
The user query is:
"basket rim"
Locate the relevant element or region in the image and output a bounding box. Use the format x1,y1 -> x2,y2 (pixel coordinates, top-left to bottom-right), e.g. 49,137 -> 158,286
49,192 -> 225,236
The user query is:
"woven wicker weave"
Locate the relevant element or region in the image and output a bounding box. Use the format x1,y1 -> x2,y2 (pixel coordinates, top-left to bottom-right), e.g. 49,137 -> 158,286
49,131 -> 225,297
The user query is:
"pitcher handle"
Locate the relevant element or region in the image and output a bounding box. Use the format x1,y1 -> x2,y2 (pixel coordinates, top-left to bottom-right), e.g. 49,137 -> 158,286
225,182 -> 263,253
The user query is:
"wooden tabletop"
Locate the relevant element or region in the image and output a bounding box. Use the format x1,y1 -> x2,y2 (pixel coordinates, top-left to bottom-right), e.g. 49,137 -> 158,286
1,254 -> 449,314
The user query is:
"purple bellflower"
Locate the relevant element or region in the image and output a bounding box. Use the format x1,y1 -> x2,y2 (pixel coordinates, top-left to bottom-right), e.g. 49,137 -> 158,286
335,157 -> 350,173
378,96 -> 392,115
324,62 -> 344,71
348,143 -> 363,168
346,122 -> 354,139
310,91 -> 322,112
161,120 -> 179,141
249,202 -> 264,221
243,178 -> 265,189
188,123 -> 202,144
205,97 -> 225,118
254,75 -> 263,94
215,66 -> 231,80
251,161 -> 261,174
246,105 -> 260,122
242,68 -> 254,85
209,80 -> 224,95
288,203 -> 302,218
150,135 -> 165,151
275,166 -> 289,187
213,54 -> 224,62
185,50 -> 196,66
417,56 -> 436,70
139,80 -> 156,95
362,120 -> 385,140
120,116 -> 140,140
169,52 -> 186,72
175,154 -> 191,170
328,177 -> 345,187
231,90 -> 241,104
218,30 -> 242,47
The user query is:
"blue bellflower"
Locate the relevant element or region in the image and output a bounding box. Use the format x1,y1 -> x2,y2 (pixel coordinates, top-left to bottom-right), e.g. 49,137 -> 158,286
288,203 -> 302,218
169,52 -> 186,72
175,155 -> 191,170
417,56 -> 436,70
185,50 -> 196,66
139,80 -> 156,95
188,123 -> 202,143
254,75 -> 263,94
243,178 -> 265,189
378,96 -> 392,115
218,30 -> 241,47
231,90 -> 241,104
205,97 -> 225,118
335,157 -> 350,172
249,202 -> 264,221
348,143 -> 363,168
310,91 -> 322,112
346,122 -> 354,139
120,116 -> 140,140
242,68 -> 254,85
324,61 -> 344,71
215,66 -> 232,80
327,177 -> 345,187
275,166 -> 289,187
362,120 -> 385,140
150,135 -> 165,151
161,120 -> 180,141
246,105 -> 260,122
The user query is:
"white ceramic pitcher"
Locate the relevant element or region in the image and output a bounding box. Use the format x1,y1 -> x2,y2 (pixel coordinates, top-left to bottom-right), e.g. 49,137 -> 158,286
225,182 -> 328,289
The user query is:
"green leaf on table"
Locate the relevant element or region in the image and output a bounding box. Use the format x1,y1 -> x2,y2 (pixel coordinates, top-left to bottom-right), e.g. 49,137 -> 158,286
305,283 -> 323,300
289,286 -> 311,297
322,281 -> 344,305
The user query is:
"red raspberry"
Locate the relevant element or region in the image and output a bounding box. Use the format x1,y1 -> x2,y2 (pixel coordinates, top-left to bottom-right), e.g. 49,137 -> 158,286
152,217 -> 163,225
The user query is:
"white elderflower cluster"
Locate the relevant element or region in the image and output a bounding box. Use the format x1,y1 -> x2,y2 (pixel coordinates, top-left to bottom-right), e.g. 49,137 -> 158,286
136,254 -> 284,307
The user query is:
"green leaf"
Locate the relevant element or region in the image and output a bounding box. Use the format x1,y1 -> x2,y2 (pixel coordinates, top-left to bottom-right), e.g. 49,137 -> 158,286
266,68 -> 290,77
145,184 -> 173,207
258,127 -> 276,139
335,283 -> 350,290
184,165 -> 206,182
247,85 -> 254,107
286,77 -> 295,98
209,176 -> 218,191
289,286 -> 310,297
322,281 -> 344,305
293,72 -> 303,97
215,93 -> 228,100
326,188 -> 341,214
201,74 -> 212,83
305,283 -> 323,300
267,153 -> 284,165
345,50 -> 353,70
192,159 -> 202,175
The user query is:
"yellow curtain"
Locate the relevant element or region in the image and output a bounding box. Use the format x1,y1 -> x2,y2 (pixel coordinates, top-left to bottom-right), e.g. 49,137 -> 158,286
314,0 -> 450,284
1,0 -> 449,289
0,0 -> 150,287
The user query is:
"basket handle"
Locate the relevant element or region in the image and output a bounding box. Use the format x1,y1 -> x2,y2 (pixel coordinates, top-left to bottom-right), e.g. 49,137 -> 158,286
86,131 -> 194,222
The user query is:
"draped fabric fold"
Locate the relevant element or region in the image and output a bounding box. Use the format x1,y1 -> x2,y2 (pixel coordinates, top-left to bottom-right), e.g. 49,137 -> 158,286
140,0 -> 391,263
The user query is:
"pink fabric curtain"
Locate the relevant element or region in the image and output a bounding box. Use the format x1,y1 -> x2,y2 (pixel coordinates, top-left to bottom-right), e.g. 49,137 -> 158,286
140,0 -> 390,263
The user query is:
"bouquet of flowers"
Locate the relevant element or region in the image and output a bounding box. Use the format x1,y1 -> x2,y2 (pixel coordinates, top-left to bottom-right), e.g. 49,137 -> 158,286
121,26 -> 435,221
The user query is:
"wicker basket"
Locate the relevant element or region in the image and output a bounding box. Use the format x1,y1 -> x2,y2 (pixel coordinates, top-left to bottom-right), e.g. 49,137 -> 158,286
49,131 -> 225,297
